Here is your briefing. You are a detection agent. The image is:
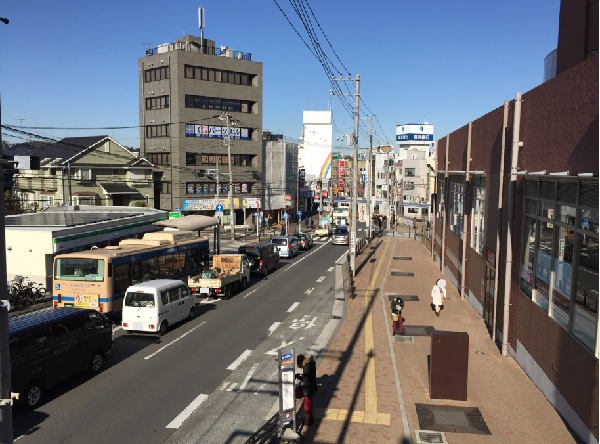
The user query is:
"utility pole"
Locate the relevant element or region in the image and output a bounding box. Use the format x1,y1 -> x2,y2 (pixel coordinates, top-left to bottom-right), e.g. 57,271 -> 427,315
331,74 -> 360,276
296,163 -> 300,233
386,150 -> 391,230
219,113 -> 235,241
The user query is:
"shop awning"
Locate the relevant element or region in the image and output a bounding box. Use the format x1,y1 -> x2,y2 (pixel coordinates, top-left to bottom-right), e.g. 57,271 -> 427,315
154,215 -> 218,231
100,183 -> 140,195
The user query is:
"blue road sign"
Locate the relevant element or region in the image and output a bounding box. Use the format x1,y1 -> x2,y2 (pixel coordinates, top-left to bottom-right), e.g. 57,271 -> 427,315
175,207 -> 181,212
317,206 -> 322,211
297,211 -> 302,217
215,204 -> 224,212
282,212 -> 289,220
582,219 -> 590,228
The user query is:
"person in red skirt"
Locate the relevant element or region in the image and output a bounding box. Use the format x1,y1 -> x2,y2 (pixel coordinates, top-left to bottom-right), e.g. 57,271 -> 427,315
296,354 -> 317,427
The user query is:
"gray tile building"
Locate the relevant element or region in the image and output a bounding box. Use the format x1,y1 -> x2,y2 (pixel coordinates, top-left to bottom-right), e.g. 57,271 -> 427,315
138,35 -> 263,224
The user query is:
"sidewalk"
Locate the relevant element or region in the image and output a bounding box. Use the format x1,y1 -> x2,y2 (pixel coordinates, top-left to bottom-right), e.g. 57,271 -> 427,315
297,235 -> 578,443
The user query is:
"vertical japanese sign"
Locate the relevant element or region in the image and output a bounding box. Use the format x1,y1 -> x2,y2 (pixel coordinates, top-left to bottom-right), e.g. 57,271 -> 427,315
279,349 -> 296,429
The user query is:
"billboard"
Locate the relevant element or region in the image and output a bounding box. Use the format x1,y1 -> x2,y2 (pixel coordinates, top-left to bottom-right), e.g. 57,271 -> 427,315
396,124 -> 434,142
303,110 -> 332,181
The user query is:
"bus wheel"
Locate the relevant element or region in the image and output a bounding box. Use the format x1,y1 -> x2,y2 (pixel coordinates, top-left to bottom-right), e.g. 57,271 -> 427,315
158,321 -> 168,336
24,380 -> 44,410
89,351 -> 104,374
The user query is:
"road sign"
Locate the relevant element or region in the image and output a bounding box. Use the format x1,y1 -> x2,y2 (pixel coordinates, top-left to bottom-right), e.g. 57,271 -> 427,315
297,211 -> 302,217
317,206 -> 321,211
215,204 -> 224,212
216,211 -> 223,219
282,212 -> 289,220
582,219 -> 590,229
175,207 -> 181,212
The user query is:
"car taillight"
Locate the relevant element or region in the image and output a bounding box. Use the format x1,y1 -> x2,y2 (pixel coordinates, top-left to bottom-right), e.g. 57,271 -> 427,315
216,288 -> 221,293
150,325 -> 155,330
122,323 -> 128,327
99,303 -> 104,313
260,259 -> 263,268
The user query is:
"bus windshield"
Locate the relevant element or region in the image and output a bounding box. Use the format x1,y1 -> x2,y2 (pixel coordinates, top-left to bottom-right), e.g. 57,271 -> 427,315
55,258 -> 105,281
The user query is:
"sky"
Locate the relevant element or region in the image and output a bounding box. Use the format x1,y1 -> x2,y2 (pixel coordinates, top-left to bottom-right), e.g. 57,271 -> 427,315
0,0 -> 560,153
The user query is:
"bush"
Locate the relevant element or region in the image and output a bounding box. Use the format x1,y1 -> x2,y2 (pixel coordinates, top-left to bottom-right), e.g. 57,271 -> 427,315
132,200 -> 148,207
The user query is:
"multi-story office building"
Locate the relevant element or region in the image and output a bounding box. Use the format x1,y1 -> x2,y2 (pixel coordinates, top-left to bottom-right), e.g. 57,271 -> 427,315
395,123 -> 435,160
397,149 -> 435,220
138,35 -> 263,224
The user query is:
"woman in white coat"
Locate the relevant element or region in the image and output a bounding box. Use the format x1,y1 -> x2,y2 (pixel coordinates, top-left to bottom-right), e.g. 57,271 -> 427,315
431,279 -> 447,317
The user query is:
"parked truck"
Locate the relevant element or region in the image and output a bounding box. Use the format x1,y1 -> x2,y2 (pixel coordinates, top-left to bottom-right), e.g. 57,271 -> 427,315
188,254 -> 250,300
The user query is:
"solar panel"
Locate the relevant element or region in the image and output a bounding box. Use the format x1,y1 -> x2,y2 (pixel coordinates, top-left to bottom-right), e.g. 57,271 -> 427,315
5,212 -> 138,227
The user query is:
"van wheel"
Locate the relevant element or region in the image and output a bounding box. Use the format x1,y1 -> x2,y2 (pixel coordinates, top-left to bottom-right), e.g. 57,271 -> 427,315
24,380 -> 44,410
158,321 -> 168,336
89,351 -> 104,375
263,266 -> 269,277
187,307 -> 195,321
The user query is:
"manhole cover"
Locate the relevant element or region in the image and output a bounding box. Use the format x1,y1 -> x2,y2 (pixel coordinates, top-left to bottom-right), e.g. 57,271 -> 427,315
394,335 -> 415,343
391,272 -> 414,276
403,326 -> 434,336
416,404 -> 491,435
387,294 -> 420,302
393,257 -> 412,260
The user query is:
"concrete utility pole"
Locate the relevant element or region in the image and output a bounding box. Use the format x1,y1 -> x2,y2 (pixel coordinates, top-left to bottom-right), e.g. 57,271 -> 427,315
362,115 -> 375,239
386,150 -> 391,230
219,113 -> 235,241
331,74 -> 360,276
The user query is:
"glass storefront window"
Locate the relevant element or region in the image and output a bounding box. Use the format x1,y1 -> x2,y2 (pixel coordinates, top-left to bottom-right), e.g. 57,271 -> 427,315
472,186 -> 485,255
572,235 -> 599,351
551,228 -> 574,329
539,201 -> 555,221
520,216 -> 536,298
580,208 -> 599,233
535,219 -> 553,313
557,204 -> 576,225
524,198 -> 537,215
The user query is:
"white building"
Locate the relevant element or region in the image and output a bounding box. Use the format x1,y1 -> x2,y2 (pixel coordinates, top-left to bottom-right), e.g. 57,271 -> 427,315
302,110 -> 332,183
395,123 -> 435,161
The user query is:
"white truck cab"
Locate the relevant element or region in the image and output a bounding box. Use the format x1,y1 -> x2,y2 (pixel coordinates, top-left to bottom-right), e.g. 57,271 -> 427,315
121,279 -> 195,336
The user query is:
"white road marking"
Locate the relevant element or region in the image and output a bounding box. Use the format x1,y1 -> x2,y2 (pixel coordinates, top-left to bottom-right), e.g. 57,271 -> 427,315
219,382 -> 230,391
144,322 -> 206,360
243,289 -> 258,299
327,267 -> 334,272
166,393 -> 209,429
226,349 -> 252,371
304,316 -> 317,330
287,302 -> 300,312
282,242 -> 329,272
358,228 -> 363,231
199,297 -> 220,304
226,383 -> 238,392
238,363 -> 259,392
268,322 -> 281,336
305,288 -> 314,295
336,252 -> 347,264
316,276 -> 326,282
265,339 -> 295,355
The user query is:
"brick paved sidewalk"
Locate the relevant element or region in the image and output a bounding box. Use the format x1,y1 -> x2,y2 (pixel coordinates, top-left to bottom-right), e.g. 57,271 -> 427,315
296,236 -> 578,444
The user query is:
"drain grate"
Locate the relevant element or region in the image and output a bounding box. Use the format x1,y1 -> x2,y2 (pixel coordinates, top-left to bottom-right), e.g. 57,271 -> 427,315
416,404 -> 491,435
394,335 -> 415,343
393,256 -> 412,260
415,430 -> 447,444
403,326 -> 434,336
391,272 -> 414,276
387,294 -> 420,302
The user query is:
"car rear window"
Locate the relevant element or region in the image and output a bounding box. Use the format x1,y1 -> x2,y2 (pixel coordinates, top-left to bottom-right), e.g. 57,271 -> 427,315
239,247 -> 260,258
272,238 -> 288,246
124,292 -> 155,307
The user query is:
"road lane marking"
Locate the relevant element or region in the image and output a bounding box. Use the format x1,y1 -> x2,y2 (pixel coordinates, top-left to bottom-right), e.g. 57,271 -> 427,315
316,276 -> 326,282
327,267 -> 334,272
282,242 -> 329,272
268,322 -> 281,336
305,288 -> 314,295
144,322 -> 206,360
265,339 -> 295,355
364,241 -> 390,422
226,383 -> 238,392
166,393 -> 209,429
304,316 -> 317,330
219,382 -> 230,391
287,302 -> 300,312
226,349 -> 252,371
238,363 -> 259,392
243,288 -> 258,299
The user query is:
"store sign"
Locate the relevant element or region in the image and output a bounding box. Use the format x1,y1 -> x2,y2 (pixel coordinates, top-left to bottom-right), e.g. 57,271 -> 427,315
244,198 -> 260,209
485,248 -> 495,266
183,198 -> 240,211
396,134 -> 433,141
186,124 -> 248,140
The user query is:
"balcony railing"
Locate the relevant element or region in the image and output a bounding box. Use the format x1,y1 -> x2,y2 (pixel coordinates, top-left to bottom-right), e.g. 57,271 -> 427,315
146,42 -> 251,61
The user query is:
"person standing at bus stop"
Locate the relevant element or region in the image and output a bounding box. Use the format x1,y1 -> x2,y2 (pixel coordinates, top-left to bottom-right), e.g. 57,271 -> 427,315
296,354 -> 317,427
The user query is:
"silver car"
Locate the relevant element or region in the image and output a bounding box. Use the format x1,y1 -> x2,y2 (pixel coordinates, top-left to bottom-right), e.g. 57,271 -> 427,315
331,226 -> 349,245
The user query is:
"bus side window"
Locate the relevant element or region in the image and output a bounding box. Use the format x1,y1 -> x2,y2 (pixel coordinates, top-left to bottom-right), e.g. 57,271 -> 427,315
141,258 -> 158,282
160,291 -> 169,305
114,263 -> 130,295
159,254 -> 175,279
185,250 -> 197,272
174,253 -> 185,275
131,261 -> 142,285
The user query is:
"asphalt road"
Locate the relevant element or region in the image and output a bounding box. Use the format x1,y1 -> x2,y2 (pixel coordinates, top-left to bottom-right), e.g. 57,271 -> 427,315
12,237 -> 347,444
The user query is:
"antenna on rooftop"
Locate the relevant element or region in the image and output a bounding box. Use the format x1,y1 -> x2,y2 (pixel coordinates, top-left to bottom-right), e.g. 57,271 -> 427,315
198,6 -> 206,52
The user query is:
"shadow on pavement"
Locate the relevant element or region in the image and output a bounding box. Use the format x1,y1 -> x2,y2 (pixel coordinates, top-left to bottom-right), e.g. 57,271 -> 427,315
355,237 -> 382,275
12,410 -> 49,441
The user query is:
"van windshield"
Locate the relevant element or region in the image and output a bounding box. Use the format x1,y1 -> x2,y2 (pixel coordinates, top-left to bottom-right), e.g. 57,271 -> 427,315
124,292 -> 155,307
55,258 -> 105,281
272,238 -> 288,246
334,228 -> 348,235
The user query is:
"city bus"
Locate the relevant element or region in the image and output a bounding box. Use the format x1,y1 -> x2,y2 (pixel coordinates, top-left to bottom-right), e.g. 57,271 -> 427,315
52,230 -> 210,316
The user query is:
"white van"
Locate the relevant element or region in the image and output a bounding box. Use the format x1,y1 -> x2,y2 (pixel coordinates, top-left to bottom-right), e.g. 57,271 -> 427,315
121,280 -> 195,336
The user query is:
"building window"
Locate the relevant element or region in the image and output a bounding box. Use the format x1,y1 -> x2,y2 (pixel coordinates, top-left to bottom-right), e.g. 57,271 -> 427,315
76,197 -> 95,206
186,153 -> 196,166
405,168 -> 415,177
76,169 -> 91,180
146,124 -> 170,138
145,95 -> 169,110
437,174 -> 445,222
144,66 -> 169,83
448,174 -> 465,235
185,95 -> 252,113
160,181 -> 171,194
404,182 -> 415,191
520,179 -> 599,353
184,65 -> 252,86
471,175 -> 486,255
147,153 -> 171,165
41,196 -> 54,208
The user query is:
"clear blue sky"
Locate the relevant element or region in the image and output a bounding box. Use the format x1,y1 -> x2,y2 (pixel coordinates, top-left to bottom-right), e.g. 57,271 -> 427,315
0,0 -> 560,153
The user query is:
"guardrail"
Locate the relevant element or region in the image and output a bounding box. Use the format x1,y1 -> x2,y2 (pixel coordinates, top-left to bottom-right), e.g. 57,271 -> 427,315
243,412 -> 279,444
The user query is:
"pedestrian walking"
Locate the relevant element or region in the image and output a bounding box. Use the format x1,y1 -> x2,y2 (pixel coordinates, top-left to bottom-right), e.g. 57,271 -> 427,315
378,218 -> 382,230
391,296 -> 404,336
311,219 -> 314,229
295,354 -> 317,427
431,279 -> 447,316
280,223 -> 286,236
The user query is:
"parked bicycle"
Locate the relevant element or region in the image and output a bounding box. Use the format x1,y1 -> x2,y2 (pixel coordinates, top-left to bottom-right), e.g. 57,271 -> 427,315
6,276 -> 46,309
